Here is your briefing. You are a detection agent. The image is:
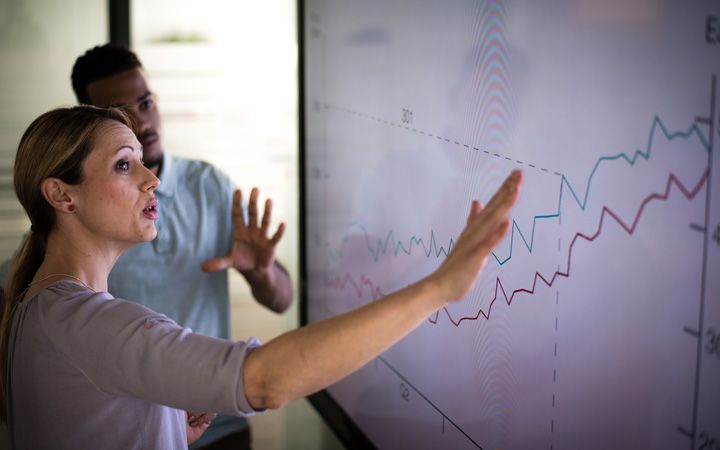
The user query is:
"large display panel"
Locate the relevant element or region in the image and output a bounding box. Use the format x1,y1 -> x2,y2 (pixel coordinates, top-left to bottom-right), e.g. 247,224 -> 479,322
300,1 -> 720,449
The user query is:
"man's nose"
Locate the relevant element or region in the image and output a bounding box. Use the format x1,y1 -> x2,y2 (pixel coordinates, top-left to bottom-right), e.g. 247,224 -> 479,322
127,108 -> 151,134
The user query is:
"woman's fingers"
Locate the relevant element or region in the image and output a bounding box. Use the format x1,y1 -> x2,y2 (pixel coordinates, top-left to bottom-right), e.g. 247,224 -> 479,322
479,170 -> 522,219
463,171 -> 522,247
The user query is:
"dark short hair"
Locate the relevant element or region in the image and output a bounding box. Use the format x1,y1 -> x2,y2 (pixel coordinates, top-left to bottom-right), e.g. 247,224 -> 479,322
71,44 -> 143,104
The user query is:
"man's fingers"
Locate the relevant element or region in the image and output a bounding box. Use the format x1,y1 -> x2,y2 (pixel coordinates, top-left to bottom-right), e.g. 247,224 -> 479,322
232,190 -> 245,226
248,187 -> 259,228
201,256 -> 233,273
192,412 -> 216,426
261,198 -> 273,234
270,223 -> 286,246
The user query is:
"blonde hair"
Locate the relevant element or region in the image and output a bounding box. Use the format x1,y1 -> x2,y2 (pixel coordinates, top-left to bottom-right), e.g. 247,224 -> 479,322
0,105 -> 133,422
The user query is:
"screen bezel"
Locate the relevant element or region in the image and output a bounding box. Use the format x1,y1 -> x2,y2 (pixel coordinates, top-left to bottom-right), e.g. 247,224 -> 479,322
297,0 -> 377,448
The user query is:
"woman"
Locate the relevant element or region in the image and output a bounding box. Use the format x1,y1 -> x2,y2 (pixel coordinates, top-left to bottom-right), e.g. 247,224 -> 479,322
0,106 -> 522,449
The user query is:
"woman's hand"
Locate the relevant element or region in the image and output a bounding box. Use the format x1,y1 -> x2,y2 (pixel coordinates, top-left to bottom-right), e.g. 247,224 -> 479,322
242,171 -> 522,411
426,170 -> 522,303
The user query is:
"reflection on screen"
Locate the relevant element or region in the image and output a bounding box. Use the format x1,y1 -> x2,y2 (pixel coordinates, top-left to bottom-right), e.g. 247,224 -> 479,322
302,1 -> 720,448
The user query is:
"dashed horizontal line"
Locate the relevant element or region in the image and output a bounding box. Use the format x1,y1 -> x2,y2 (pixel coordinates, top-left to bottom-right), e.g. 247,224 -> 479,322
683,326 -> 700,337
689,223 -> 706,233
323,103 -> 561,176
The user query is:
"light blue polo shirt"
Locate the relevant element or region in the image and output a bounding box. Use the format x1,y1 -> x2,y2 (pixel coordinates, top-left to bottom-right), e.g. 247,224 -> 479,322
109,153 -> 235,338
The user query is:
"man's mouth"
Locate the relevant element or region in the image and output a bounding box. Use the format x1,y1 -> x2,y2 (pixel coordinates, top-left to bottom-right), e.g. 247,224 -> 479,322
140,133 -> 158,147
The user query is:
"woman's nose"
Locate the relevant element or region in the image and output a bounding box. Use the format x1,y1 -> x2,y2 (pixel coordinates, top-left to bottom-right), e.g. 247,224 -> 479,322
142,168 -> 160,192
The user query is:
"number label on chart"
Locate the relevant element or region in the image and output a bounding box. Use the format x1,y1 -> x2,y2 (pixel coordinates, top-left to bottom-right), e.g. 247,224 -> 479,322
401,108 -> 414,125
698,431 -> 720,450
705,328 -> 720,358
708,16 -> 720,45
399,382 -> 410,402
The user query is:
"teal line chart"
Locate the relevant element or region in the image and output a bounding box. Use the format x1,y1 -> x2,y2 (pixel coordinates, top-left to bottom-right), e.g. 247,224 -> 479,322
327,168 -> 709,325
322,107 -> 709,269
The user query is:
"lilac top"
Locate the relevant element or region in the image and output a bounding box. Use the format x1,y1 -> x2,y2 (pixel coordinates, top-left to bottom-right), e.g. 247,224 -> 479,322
7,281 -> 260,450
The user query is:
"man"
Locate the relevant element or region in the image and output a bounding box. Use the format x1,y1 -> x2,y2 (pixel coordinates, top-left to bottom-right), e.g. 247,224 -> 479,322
70,43 -> 294,449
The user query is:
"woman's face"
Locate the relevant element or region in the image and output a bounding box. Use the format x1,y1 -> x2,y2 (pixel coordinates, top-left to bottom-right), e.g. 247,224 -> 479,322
70,121 -> 160,247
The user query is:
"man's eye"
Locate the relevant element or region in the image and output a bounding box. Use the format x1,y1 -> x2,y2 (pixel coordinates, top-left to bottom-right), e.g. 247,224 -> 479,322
115,160 -> 130,171
139,99 -> 153,111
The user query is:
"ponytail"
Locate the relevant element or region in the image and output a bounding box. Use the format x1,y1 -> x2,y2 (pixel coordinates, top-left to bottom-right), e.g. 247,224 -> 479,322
0,231 -> 47,422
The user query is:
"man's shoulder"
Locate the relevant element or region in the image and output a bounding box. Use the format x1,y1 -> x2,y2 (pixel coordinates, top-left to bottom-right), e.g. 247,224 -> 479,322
169,155 -> 227,178
166,154 -> 234,191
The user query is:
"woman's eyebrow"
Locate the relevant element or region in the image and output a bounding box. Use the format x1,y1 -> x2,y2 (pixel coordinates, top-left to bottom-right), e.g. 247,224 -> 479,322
114,144 -> 139,154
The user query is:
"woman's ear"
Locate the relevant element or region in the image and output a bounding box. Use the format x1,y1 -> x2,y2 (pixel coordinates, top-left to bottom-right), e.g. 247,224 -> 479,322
40,177 -> 76,213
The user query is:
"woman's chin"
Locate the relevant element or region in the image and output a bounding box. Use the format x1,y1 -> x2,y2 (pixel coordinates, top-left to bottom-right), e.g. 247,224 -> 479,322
145,228 -> 158,242
134,226 -> 158,243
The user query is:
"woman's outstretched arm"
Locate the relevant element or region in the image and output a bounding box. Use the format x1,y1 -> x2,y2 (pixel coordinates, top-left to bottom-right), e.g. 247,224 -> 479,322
243,171 -> 522,410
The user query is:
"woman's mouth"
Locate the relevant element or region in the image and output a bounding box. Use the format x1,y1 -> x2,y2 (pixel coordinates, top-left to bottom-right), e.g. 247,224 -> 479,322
142,199 -> 159,220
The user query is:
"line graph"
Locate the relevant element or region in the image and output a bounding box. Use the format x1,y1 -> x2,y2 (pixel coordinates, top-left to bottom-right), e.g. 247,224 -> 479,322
303,2 -> 719,448
325,116 -> 708,269
430,169 -> 709,326
327,169 -> 709,326
327,272 -> 385,301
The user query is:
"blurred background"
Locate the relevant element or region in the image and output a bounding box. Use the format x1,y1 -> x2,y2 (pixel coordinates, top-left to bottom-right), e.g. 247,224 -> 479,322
0,0 -> 342,448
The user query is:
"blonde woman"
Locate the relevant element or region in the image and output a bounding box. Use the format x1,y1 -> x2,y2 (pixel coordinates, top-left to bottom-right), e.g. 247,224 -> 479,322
0,106 -> 522,449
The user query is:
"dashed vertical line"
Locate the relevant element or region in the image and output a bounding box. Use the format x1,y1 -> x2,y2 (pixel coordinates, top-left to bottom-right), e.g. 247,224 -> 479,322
551,290 -> 559,446
551,202 -> 561,449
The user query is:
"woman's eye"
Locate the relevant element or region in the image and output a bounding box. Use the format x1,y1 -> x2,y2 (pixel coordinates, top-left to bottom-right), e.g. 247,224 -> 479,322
115,160 -> 130,172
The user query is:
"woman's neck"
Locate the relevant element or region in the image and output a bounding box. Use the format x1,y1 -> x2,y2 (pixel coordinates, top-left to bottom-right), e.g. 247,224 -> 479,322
27,228 -> 121,298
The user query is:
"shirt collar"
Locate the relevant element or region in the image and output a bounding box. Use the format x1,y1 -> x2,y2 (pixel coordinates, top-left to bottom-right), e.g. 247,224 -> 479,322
155,152 -> 177,198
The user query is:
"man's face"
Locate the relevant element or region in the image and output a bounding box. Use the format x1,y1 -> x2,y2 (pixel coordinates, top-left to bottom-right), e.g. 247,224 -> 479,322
86,67 -> 163,171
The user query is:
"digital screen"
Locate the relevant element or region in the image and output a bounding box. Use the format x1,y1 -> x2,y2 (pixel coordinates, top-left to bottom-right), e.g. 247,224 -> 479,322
300,1 -> 720,448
